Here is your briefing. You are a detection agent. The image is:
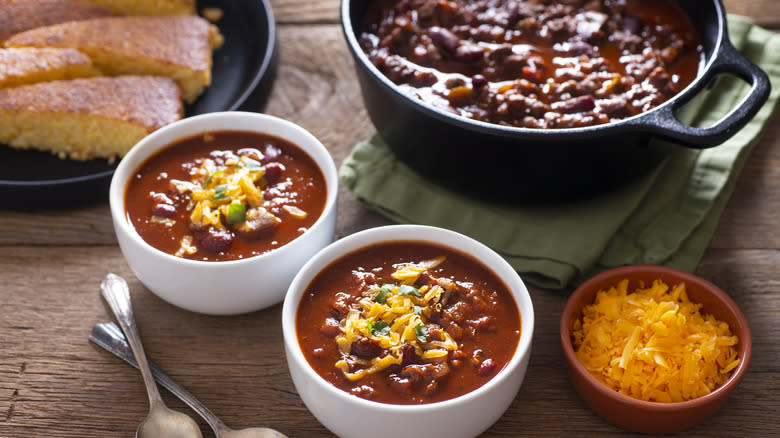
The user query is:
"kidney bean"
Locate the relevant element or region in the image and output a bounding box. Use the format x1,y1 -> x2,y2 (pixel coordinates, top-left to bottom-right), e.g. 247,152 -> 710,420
477,358 -> 496,376
351,337 -> 383,359
197,229 -> 233,252
597,96 -> 630,118
151,203 -> 177,219
263,162 -> 285,184
453,43 -> 484,63
428,26 -> 460,53
261,144 -> 282,163
471,74 -> 488,88
553,95 -> 596,114
320,317 -> 341,337
151,192 -> 173,204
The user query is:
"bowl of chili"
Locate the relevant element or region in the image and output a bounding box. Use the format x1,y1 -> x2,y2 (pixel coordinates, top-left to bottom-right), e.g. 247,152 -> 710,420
342,0 -> 770,199
109,111 -> 338,315
282,224 -> 534,438
560,265 -> 752,433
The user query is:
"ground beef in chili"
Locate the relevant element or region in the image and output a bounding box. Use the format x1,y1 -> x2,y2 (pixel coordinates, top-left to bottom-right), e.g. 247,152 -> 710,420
359,0 -> 702,129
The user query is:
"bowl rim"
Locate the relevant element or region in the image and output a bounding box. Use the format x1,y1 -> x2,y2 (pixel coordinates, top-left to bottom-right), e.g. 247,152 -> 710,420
559,264 -> 752,411
339,0 -> 726,139
282,224 -> 535,411
108,110 -> 339,268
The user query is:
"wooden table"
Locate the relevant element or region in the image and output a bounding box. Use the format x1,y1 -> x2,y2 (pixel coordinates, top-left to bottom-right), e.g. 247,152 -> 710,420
1,0 -> 778,436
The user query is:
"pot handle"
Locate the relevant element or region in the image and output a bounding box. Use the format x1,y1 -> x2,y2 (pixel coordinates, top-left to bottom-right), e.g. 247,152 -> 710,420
626,40 -> 770,148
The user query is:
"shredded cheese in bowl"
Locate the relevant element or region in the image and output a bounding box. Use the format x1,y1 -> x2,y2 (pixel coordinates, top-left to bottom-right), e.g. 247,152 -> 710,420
571,279 -> 740,403
333,256 -> 460,381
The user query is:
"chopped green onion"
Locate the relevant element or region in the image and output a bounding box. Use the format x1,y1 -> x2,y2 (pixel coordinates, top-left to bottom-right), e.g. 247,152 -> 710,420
227,202 -> 246,223
414,323 -> 428,343
375,285 -> 392,304
413,305 -> 423,315
399,285 -> 421,297
202,170 -> 223,188
369,320 -> 391,336
213,184 -> 229,201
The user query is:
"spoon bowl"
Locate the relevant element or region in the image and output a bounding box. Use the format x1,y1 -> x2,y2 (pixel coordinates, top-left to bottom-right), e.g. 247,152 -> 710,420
217,427 -> 285,438
90,321 -> 288,438
138,402 -> 202,438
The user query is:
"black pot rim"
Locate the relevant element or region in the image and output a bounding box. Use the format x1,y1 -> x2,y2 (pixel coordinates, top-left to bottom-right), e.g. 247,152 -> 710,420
340,0 -> 726,141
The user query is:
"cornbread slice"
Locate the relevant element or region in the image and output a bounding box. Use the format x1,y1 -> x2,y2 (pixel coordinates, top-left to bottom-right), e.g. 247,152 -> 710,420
0,75 -> 182,160
5,16 -> 224,103
0,0 -> 116,41
81,0 -> 195,16
0,48 -> 100,88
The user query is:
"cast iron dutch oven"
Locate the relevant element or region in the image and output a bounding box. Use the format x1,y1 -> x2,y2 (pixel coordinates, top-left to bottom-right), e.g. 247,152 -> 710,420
342,0 -> 771,199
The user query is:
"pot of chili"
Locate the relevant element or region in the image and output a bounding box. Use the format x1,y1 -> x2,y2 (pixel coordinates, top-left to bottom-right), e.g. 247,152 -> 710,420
342,0 -> 770,199
282,225 -> 534,438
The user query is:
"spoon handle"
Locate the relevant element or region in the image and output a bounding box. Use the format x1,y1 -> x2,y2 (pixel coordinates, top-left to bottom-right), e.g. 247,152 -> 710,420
100,273 -> 163,405
90,321 -> 226,434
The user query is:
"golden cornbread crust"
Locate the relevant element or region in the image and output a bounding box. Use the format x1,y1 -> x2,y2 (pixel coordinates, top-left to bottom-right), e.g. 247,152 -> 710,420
81,0 -> 195,16
0,75 -> 182,160
5,16 -> 224,103
0,0 -> 116,42
0,47 -> 100,88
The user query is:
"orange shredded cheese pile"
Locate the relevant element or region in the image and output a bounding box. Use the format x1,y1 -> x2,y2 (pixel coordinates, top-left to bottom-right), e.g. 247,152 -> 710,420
571,279 -> 740,403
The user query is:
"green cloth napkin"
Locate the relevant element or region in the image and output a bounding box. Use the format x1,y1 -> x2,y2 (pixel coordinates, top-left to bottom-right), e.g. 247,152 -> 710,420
340,15 -> 780,290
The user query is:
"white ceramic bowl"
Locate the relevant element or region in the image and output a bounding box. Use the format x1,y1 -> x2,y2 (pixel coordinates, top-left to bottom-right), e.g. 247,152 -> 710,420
109,111 -> 338,315
282,225 -> 534,438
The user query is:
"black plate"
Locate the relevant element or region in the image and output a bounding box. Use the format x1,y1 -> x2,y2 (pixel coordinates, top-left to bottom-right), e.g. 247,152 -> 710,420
0,0 -> 278,208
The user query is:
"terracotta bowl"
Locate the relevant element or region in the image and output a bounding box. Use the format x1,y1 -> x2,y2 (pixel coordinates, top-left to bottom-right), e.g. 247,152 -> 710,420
559,265 -> 752,434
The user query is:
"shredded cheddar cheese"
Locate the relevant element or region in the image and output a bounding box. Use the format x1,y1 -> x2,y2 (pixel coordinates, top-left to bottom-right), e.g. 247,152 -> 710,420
159,150 -> 311,257
334,257 -> 458,381
572,279 -> 740,403
188,155 -> 267,230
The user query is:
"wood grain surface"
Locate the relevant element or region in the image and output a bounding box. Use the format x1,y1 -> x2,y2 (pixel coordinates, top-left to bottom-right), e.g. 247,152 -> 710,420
1,0 -> 779,437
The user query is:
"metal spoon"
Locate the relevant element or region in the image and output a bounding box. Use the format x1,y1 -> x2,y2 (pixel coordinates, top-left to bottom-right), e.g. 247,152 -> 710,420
90,320 -> 288,438
100,273 -> 203,438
